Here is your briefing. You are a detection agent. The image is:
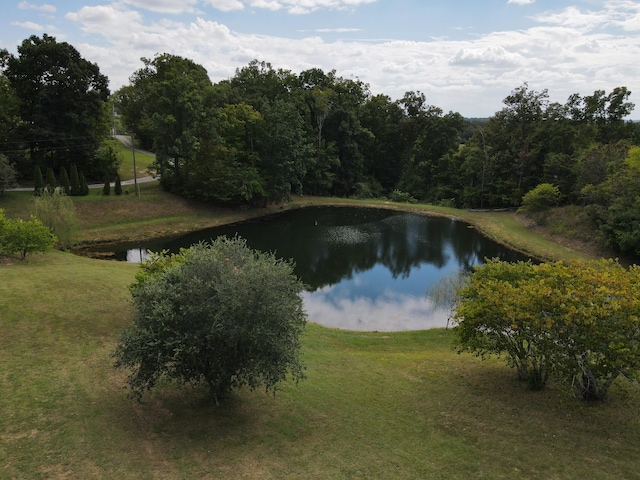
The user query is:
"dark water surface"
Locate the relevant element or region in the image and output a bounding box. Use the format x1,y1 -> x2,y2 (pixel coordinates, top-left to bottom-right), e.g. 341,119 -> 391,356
86,206 -> 530,331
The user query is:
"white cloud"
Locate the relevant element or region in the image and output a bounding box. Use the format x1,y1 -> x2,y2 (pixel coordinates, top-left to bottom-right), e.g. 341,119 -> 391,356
65,0 -> 640,117
204,0 -> 378,14
11,20 -> 44,30
507,0 -> 535,5
314,28 -> 362,32
66,5 -> 144,37
17,1 -> 56,13
449,45 -> 523,67
535,1 -> 640,32
121,0 -> 200,14
202,0 -> 245,11
302,289 -> 449,331
247,0 -> 282,10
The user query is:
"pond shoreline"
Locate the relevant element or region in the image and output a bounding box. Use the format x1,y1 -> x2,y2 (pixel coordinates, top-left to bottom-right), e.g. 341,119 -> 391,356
72,195 -> 604,263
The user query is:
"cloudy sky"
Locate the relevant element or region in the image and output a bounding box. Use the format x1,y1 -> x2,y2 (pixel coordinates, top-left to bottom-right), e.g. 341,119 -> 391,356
2,0 -> 639,118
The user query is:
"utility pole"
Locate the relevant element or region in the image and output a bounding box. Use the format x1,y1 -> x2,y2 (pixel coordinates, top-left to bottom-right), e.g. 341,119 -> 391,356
131,133 -> 140,197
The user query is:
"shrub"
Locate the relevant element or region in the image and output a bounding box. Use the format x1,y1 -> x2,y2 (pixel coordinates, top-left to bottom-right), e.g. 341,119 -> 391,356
519,183 -> 560,225
33,188 -> 77,249
454,259 -> 640,399
391,189 -> 418,204
0,214 -> 57,259
113,237 -> 307,404
33,165 -> 44,196
114,173 -> 122,195
59,167 -> 71,195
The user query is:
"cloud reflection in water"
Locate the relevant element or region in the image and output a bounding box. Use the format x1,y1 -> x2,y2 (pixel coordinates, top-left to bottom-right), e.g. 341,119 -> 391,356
302,284 -> 450,332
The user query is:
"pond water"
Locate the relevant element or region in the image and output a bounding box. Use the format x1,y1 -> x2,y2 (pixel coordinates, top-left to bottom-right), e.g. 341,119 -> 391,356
85,206 -> 530,331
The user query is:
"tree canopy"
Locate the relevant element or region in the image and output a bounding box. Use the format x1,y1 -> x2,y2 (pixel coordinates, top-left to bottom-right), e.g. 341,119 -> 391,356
1,35 -> 110,180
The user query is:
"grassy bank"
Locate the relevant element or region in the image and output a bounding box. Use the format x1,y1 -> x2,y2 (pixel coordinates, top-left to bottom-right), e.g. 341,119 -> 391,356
2,184 -> 604,262
2,251 -> 640,479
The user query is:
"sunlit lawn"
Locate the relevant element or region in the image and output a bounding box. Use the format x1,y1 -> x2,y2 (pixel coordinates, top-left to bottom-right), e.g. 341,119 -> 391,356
1,250 -> 639,479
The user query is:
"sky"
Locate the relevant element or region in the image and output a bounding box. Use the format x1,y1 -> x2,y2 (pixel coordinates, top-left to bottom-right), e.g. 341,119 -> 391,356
2,0 -> 639,118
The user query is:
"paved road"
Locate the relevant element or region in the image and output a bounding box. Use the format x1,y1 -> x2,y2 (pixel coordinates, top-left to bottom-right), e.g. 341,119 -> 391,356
7,135 -> 157,192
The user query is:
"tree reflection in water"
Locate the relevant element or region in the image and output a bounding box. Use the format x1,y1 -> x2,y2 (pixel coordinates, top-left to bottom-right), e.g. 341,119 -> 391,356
95,206 -> 529,331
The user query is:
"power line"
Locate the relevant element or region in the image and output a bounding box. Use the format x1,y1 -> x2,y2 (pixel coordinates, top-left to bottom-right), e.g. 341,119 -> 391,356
0,142 -> 101,155
0,134 -> 101,146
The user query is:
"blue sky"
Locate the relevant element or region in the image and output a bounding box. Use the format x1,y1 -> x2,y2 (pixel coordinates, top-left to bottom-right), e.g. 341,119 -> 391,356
2,0 -> 639,117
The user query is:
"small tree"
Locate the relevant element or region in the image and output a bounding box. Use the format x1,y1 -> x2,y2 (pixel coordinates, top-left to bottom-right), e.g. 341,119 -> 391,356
33,188 -> 77,249
113,237 -> 307,404
114,173 -> 122,195
102,173 -> 111,195
33,165 -> 44,196
518,183 -> 560,225
45,167 -> 57,193
454,259 -> 640,399
59,166 -> 71,195
69,164 -> 81,196
0,214 -> 57,259
79,171 -> 89,196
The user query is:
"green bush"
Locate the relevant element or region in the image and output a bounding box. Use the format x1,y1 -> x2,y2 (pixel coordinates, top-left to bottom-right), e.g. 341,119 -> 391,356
519,183 -> 560,224
59,167 -> 71,195
454,259 -> 640,399
32,188 -> 77,249
33,165 -> 44,196
114,173 -> 122,195
0,213 -> 57,259
114,237 -> 307,404
391,189 -> 418,204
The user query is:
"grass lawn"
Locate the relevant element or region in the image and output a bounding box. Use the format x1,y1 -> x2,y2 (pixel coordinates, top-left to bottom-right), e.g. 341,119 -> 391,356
2,251 -> 640,479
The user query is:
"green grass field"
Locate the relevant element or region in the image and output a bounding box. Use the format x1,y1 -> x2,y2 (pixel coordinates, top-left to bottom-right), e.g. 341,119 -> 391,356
1,173 -> 638,478
1,251 -> 639,479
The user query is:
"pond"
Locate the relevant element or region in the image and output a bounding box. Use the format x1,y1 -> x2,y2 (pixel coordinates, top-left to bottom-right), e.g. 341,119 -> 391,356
84,206 -> 530,331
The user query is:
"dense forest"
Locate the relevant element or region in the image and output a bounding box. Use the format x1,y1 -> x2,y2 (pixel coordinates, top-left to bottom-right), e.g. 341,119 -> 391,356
1,35 -> 640,256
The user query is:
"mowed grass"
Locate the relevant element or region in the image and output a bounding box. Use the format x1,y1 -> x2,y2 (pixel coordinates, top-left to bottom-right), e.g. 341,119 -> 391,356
2,250 -> 640,479
113,136 -> 156,182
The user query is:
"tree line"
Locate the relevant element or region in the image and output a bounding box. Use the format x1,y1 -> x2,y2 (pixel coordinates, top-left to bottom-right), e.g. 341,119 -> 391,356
2,34 -> 640,256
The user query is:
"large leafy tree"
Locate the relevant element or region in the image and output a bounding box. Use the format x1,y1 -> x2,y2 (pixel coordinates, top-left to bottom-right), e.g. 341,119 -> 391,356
582,145 -> 640,256
1,35 -> 110,178
113,237 -> 307,404
189,103 -> 265,205
116,54 -> 212,192
359,94 -> 405,194
0,72 -> 23,169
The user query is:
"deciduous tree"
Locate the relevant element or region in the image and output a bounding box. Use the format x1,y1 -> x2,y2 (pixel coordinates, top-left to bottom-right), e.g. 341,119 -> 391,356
2,34 -> 110,178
